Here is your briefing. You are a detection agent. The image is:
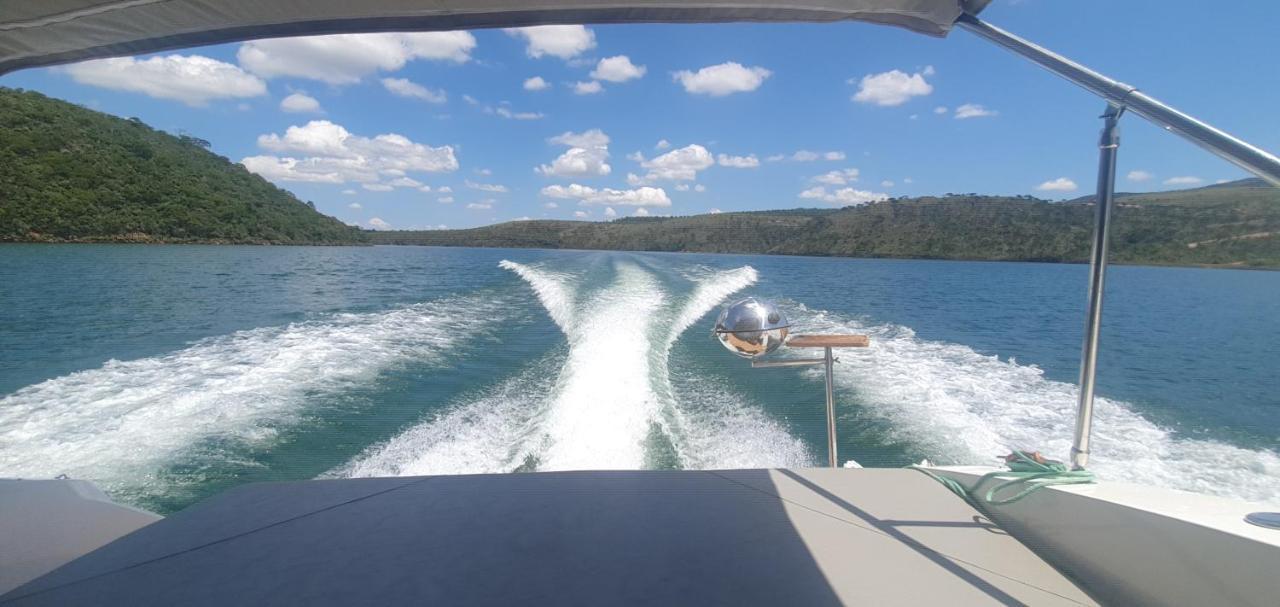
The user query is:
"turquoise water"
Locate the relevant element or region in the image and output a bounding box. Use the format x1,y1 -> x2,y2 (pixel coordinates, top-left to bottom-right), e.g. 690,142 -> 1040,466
0,244 -> 1276,513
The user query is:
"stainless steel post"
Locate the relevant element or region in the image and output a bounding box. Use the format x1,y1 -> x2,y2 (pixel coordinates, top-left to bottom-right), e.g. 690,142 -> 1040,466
956,14 -> 1280,188
1071,104 -> 1122,470
824,346 -> 837,468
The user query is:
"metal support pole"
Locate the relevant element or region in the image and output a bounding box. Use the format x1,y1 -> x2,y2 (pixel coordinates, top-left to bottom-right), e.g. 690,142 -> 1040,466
1071,104 -> 1123,470
956,14 -> 1280,187
824,346 -> 837,468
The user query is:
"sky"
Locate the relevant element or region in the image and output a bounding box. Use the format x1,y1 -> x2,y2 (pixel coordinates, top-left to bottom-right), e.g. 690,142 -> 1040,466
2,0 -> 1277,231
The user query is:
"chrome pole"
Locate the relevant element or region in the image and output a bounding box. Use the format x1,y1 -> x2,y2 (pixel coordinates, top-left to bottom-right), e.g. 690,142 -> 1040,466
956,14 -> 1280,188
1072,104 -> 1123,470
824,346 -> 837,468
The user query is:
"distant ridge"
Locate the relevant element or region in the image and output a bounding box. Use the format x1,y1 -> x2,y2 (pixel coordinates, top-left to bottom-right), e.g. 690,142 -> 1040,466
0,87 -> 366,245
373,180 -> 1280,268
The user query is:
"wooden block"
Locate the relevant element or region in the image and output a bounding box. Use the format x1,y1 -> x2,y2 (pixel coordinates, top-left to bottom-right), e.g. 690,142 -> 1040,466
786,334 -> 870,348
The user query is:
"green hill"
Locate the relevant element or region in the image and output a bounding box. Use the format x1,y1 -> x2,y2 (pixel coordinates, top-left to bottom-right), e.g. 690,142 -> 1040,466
372,182 -> 1280,268
0,87 -> 365,245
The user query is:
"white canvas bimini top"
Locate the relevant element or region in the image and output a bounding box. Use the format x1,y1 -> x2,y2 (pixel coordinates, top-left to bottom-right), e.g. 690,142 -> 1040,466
0,0 -> 989,74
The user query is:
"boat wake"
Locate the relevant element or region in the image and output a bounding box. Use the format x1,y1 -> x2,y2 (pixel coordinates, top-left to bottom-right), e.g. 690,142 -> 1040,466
787,303 -> 1280,506
337,259 -> 811,477
4,257 -> 1272,509
0,294 -> 509,502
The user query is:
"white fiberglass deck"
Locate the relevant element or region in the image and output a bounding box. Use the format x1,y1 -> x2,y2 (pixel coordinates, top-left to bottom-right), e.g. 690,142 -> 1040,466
1,469 -> 1096,606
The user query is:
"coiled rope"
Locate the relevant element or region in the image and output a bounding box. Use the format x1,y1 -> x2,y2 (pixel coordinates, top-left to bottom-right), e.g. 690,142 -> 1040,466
911,451 -> 1095,506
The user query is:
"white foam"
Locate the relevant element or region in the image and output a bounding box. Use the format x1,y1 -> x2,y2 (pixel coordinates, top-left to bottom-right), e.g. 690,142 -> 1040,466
789,305 -> 1280,507
0,295 -> 507,500
666,265 -> 759,348
338,260 -> 773,476
530,260 -> 665,470
498,259 -> 577,331
654,264 -> 814,469
665,373 -> 815,470
335,357 -> 557,477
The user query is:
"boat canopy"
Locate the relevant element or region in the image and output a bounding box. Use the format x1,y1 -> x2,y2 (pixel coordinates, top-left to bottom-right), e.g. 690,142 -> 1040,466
0,0 -> 990,75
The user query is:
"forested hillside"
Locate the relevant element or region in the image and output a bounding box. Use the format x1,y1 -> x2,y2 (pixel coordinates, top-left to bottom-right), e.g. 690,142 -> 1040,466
373,182 -> 1280,267
0,87 -> 365,244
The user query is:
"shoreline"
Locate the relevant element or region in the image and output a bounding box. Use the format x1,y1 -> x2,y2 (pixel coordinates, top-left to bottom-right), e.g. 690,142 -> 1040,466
5,240 -> 1273,271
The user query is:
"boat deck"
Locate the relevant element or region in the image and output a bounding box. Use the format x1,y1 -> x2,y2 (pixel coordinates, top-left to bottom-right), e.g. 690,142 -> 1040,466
2,469 -> 1097,606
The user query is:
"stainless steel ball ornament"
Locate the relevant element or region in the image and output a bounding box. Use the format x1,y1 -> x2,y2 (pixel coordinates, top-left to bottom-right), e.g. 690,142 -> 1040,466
713,298 -> 790,359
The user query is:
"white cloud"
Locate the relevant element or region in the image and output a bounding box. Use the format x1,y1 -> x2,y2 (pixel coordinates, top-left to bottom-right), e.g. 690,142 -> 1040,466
342,189 -> 357,195
881,180 -> 895,188
813,168 -> 861,185
363,183 -> 394,192
633,208 -> 651,217
799,186 -> 888,206
709,208 -> 722,214
475,168 -> 492,176
381,77 -> 446,103
438,186 -> 453,193
903,177 -> 914,184
541,184 -> 671,207
466,202 -> 492,210
634,144 -> 714,182
674,184 -> 690,192
388,177 -> 422,188
572,80 -> 604,95
604,207 -> 618,218
237,32 -> 476,84
537,129 -> 611,178
674,62 -> 771,96
367,217 -> 392,230
785,150 -> 840,162
1164,176 -> 1204,186
462,95 -> 479,105
438,196 -> 454,203
505,25 -> 596,59
466,180 -> 509,193
544,202 -> 559,209
591,55 -> 646,83
1127,170 -> 1154,182
417,186 -> 432,193
851,68 -> 933,106
694,184 -> 706,193
824,151 -> 846,161
348,202 -> 362,209
280,92 -> 321,113
954,103 -> 998,119
243,120 -> 457,184
62,55 -> 265,106
523,76 -> 550,91
494,106 -> 544,120
934,106 -> 948,114
574,210 -> 589,218
1036,177 -> 1078,192
717,153 -> 759,168
241,156 -> 341,183
655,139 -> 671,150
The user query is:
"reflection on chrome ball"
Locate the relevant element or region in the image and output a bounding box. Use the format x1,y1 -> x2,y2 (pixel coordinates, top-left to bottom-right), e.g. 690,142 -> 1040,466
713,297 -> 790,358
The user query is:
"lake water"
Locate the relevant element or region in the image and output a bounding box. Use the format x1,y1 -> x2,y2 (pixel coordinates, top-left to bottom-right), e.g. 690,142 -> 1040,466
1,244 -> 1276,513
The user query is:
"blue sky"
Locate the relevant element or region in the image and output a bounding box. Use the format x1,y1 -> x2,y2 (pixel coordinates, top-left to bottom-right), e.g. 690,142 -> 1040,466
3,0 -> 1277,230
